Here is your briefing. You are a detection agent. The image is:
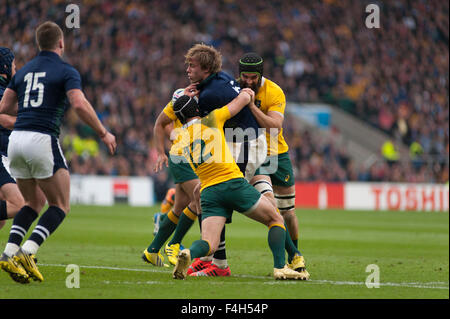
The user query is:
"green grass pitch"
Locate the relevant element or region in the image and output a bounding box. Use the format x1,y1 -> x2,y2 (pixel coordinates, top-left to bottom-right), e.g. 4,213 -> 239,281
0,205 -> 448,299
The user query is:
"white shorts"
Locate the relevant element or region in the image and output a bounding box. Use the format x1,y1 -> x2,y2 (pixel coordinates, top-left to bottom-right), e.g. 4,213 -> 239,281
8,130 -> 68,179
227,133 -> 267,182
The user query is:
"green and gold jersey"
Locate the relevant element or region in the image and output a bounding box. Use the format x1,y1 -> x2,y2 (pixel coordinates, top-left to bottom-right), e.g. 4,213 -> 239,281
170,106 -> 244,191
255,77 -> 289,156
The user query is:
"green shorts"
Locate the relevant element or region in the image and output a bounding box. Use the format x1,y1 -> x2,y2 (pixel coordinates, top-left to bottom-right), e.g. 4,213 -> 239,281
168,155 -> 198,184
201,178 -> 261,223
254,152 -> 295,187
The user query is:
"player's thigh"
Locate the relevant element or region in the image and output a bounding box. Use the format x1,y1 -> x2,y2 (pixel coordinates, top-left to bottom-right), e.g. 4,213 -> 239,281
36,168 -> 70,213
16,178 -> 46,213
250,174 -> 276,206
173,183 -> 190,215
180,178 -> 200,202
245,195 -> 284,227
201,216 -> 226,252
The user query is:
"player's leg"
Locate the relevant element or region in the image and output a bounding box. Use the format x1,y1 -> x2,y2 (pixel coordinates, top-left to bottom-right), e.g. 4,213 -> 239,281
0,178 -> 46,284
157,156 -> 199,262
0,156 -> 26,229
244,193 -> 306,280
2,178 -> 46,257
171,179 -> 199,244
0,183 -> 25,230
271,152 -> 309,277
144,173 -> 200,266
153,187 -> 175,235
143,182 -> 189,266
274,184 -> 298,246
173,215 -> 226,280
251,172 -> 300,266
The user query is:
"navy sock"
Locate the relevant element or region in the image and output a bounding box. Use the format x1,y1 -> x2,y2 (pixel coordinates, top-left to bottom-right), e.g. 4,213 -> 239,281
212,226 -> 226,260
0,200 -> 7,220
27,206 -> 66,246
7,206 -> 39,246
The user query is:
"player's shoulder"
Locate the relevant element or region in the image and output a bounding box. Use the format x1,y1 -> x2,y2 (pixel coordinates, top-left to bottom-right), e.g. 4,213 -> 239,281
262,77 -> 284,94
216,71 -> 234,81
60,60 -> 80,75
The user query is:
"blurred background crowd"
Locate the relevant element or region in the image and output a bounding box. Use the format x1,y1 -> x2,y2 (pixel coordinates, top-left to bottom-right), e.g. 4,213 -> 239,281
1,0 -> 448,198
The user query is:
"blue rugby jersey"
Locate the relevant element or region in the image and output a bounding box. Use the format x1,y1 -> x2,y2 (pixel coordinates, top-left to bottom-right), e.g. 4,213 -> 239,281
197,71 -> 261,138
7,51 -> 82,137
0,76 -> 12,156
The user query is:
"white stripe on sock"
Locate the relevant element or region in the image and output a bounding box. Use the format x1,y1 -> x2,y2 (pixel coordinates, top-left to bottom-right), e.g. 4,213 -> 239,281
35,225 -> 50,238
9,230 -> 25,238
32,229 -> 47,241
11,225 -> 27,237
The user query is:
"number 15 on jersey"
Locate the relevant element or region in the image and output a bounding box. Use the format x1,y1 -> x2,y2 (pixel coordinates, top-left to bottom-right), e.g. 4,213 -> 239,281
23,72 -> 46,108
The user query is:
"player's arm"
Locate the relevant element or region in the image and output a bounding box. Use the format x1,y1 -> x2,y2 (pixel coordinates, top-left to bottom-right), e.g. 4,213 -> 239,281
67,88 -> 117,155
0,114 -> 16,130
248,102 -> 284,133
153,110 -> 173,172
0,88 -> 18,116
226,88 -> 255,118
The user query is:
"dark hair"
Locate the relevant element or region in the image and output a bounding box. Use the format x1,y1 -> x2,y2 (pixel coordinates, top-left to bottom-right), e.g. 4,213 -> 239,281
173,95 -> 200,124
36,21 -> 63,51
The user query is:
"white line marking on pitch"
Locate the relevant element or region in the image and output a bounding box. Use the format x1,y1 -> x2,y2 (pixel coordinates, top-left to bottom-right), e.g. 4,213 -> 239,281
40,263 -> 449,290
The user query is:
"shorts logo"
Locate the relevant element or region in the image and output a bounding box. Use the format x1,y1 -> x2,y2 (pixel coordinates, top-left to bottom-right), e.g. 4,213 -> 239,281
284,174 -> 290,182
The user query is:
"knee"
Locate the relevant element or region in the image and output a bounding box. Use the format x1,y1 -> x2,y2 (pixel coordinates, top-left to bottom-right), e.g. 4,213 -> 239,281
268,211 -> 285,227
281,210 -> 297,223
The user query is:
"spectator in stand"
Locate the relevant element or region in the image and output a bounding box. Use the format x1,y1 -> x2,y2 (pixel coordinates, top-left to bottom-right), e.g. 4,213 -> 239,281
1,0 -> 446,185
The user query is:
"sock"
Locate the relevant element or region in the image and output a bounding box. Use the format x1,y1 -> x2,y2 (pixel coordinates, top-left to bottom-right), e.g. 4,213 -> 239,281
147,210 -> 178,253
212,226 -> 227,268
284,221 -> 301,263
4,206 -> 38,257
168,206 -> 197,246
200,255 -> 213,262
0,200 -> 7,220
22,206 -> 66,255
292,239 -> 298,249
268,224 -> 287,269
189,239 -> 211,259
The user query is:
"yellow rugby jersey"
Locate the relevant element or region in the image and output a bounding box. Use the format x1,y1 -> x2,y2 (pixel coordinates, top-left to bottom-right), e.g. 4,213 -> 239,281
171,106 -> 244,191
164,100 -> 186,156
163,100 -> 183,130
255,77 -> 289,155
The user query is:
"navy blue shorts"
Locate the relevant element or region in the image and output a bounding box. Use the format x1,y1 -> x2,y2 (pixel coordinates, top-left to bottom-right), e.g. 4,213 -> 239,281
0,157 -> 16,187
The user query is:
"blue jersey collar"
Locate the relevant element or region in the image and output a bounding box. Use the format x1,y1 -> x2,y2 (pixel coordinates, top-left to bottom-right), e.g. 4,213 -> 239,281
197,72 -> 218,90
38,50 -> 62,60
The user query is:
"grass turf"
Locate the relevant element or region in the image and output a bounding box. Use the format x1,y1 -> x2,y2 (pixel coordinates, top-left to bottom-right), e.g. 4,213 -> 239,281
0,205 -> 448,299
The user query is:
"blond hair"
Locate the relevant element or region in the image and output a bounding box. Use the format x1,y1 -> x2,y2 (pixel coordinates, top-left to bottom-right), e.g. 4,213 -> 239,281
185,43 -> 222,74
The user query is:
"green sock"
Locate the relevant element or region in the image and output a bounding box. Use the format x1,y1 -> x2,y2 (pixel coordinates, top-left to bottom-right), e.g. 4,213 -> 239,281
268,225 -> 286,269
293,239 -> 298,249
189,239 -> 210,259
147,212 -> 178,253
168,210 -> 196,246
284,222 -> 300,262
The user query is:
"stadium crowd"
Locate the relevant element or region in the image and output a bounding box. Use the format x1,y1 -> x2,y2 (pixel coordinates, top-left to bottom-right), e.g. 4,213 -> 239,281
1,0 -> 448,189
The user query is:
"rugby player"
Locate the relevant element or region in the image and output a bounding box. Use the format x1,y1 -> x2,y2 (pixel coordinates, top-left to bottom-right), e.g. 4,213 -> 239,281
171,91 -> 305,280
239,53 -> 309,279
0,21 -> 116,283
